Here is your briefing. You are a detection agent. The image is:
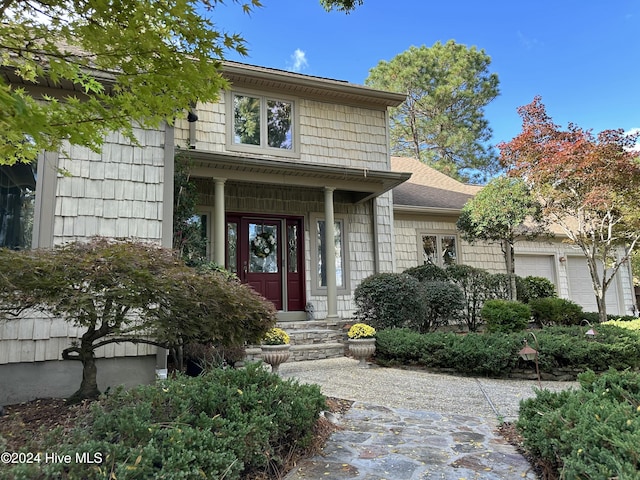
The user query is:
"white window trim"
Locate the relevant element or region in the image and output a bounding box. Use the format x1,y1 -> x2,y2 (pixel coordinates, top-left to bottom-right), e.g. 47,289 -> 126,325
225,89 -> 300,159
417,230 -> 461,267
310,213 -> 350,296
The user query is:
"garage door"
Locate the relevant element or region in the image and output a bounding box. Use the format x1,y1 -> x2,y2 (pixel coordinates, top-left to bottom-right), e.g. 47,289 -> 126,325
567,256 -> 621,315
515,254 -> 556,284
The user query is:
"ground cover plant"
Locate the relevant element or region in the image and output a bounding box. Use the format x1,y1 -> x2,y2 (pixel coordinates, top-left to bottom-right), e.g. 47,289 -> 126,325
1,364 -> 327,480
517,369 -> 640,479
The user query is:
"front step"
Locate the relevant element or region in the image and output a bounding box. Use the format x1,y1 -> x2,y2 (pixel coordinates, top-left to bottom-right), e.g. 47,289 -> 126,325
245,319 -> 349,364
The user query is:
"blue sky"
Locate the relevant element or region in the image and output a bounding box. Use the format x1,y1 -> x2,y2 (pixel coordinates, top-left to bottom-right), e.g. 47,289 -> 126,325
211,0 -> 640,148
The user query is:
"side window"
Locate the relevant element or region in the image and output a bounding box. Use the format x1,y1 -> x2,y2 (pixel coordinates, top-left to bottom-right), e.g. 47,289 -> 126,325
310,214 -> 349,294
0,163 -> 37,249
420,233 -> 458,267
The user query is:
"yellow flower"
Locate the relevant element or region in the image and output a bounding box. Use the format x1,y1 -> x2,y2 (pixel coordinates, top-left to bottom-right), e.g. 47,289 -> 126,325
262,327 -> 290,345
348,323 -> 376,339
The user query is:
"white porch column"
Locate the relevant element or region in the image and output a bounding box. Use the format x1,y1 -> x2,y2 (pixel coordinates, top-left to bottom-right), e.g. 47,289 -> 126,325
213,178 -> 226,266
324,187 -> 339,319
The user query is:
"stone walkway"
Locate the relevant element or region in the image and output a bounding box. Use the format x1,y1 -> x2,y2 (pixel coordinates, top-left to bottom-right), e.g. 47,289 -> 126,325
280,357 -> 577,480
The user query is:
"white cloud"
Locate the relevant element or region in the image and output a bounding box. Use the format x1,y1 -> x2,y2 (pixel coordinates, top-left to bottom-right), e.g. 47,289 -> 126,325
288,49 -> 309,73
625,128 -> 640,152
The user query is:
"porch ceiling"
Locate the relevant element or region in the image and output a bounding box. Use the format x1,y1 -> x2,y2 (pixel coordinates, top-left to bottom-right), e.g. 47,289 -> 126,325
180,149 -> 411,204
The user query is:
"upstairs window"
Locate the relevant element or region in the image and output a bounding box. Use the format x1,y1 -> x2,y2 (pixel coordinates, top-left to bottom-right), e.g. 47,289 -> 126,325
229,92 -> 297,156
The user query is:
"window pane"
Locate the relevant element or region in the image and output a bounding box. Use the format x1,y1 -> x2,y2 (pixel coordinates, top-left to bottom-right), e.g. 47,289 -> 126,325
249,223 -> 278,273
287,224 -> 298,273
317,220 -> 343,288
442,235 -> 457,265
267,100 -> 292,149
0,163 -> 36,249
227,222 -> 237,273
233,95 -> 261,145
422,235 -> 437,265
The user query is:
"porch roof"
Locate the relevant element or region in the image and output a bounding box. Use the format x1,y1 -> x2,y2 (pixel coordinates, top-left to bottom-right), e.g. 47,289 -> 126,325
180,149 -> 412,204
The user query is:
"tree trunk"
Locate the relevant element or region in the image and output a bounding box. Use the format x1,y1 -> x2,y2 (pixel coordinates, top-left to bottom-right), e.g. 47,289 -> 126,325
67,346 -> 101,403
596,290 -> 608,323
504,240 -> 518,301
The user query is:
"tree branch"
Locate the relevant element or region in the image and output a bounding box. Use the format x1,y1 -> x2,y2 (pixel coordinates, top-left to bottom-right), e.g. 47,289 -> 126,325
92,337 -> 171,350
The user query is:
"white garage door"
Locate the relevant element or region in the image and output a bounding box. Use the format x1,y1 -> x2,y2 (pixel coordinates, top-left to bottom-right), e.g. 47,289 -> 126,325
567,256 -> 621,315
515,254 -> 556,284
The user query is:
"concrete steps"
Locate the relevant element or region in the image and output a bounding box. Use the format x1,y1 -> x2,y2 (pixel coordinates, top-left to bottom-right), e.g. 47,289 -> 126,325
246,319 -> 349,363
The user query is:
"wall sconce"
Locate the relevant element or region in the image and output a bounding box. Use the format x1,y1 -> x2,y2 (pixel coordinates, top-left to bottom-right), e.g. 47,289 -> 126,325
187,110 -> 198,122
581,319 -> 598,339
518,332 -> 541,388
558,256 -> 566,263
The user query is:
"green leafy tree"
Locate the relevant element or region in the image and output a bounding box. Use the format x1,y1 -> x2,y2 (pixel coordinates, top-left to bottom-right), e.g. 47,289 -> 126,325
0,238 -> 276,402
1,0 -> 359,165
456,176 -> 546,300
320,0 -> 363,12
173,155 -> 207,265
500,97 -> 640,322
366,41 -> 500,182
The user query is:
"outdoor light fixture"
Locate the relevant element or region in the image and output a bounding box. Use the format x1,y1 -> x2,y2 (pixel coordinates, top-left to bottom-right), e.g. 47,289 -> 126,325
581,319 -> 598,339
518,340 -> 538,362
187,110 -> 198,122
518,332 -> 541,388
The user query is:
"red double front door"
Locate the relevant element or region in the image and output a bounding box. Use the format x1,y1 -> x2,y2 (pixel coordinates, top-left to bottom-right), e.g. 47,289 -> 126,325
226,214 -> 305,312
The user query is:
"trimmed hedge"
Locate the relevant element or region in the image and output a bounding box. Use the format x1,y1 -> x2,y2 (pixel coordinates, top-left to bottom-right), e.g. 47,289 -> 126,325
6,364 -> 326,480
374,325 -> 640,377
529,297 -> 583,326
354,273 -> 424,330
518,369 -> 640,478
481,299 -> 531,333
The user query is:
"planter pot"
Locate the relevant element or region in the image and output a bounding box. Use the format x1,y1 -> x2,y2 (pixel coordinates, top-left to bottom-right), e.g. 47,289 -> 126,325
261,344 -> 291,374
348,338 -> 376,368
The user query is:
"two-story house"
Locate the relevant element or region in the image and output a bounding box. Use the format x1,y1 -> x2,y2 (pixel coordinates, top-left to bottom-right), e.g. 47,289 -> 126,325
0,61 -> 410,403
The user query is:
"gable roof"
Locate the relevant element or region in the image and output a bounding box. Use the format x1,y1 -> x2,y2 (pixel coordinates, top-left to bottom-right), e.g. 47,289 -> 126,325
390,157 -> 482,212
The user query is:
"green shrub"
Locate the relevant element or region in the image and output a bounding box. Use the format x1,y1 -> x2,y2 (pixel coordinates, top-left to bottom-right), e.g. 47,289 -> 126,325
446,264 -> 492,332
354,273 -> 424,330
403,263 -> 448,282
516,275 -> 556,303
446,333 -> 519,376
7,364 -> 325,480
481,299 -> 531,333
581,311 -> 639,324
375,326 -> 640,378
529,297 -> 583,326
414,281 -> 465,332
517,369 -> 640,478
485,273 -> 512,300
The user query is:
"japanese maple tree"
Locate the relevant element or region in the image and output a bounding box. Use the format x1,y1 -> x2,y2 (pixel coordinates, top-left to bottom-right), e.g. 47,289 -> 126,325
500,97 -> 640,321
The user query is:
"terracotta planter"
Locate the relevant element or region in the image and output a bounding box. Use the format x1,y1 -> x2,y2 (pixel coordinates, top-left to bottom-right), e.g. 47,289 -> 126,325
348,338 -> 376,367
261,344 -> 291,373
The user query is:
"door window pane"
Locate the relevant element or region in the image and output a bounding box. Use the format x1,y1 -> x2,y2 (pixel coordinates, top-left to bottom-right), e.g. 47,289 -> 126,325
233,95 -> 261,145
317,219 -> 343,288
249,223 -> 278,273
